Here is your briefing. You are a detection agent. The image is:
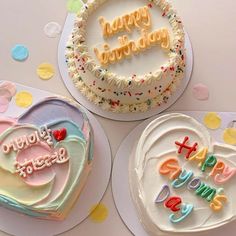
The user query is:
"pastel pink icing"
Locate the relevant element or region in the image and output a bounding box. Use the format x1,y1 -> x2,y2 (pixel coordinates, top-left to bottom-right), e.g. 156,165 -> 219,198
16,141 -> 70,202
0,81 -> 17,113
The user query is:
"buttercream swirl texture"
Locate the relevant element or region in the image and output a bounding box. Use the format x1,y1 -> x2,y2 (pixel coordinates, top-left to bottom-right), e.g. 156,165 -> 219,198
0,97 -> 93,220
66,0 -> 186,113
130,113 -> 236,234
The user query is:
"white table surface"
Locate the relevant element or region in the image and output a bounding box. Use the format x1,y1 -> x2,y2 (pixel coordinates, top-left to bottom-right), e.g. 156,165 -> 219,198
0,0 -> 236,235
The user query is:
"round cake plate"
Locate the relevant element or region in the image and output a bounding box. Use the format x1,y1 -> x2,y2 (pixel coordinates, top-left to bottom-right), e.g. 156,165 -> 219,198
58,13 -> 193,121
0,81 -> 112,236
112,111 -> 236,236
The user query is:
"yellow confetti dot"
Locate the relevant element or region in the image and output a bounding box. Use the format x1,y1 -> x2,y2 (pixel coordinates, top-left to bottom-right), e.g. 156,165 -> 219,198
15,91 -> 33,108
89,203 -> 108,223
223,128 -> 236,145
203,112 -> 221,130
37,63 -> 55,80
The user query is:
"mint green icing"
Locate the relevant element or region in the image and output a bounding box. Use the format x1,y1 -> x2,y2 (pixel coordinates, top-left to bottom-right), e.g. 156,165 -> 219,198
0,195 -> 47,217
0,162 -> 54,205
48,120 -> 85,140
36,136 -> 87,211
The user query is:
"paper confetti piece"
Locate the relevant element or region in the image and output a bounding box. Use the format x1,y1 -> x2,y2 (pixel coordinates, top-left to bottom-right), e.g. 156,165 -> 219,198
15,91 -> 33,108
37,63 -> 55,80
1,82 -> 17,97
223,128 -> 236,145
11,45 -> 29,61
67,0 -> 83,13
44,22 -> 62,38
89,203 -> 108,223
192,83 -> 209,101
203,112 -> 221,130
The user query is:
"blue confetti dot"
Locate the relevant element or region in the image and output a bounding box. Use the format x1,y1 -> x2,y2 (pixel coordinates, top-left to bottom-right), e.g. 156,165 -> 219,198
11,44 -> 29,61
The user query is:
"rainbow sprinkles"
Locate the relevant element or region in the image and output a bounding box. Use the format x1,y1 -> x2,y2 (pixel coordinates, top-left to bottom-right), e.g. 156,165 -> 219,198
156,135 -> 236,224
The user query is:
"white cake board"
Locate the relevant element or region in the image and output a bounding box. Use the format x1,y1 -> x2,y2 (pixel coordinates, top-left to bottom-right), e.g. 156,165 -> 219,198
0,81 -> 112,236
58,13 -> 193,121
112,111 -> 236,236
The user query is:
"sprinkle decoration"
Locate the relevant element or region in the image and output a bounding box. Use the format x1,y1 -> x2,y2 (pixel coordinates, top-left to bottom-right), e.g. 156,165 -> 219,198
203,112 -> 222,130
11,45 -> 29,61
67,0 -> 83,13
15,91 -> 33,108
223,128 -> 236,145
89,203 -> 108,223
192,83 -> 209,101
44,22 -> 62,38
37,63 -> 55,80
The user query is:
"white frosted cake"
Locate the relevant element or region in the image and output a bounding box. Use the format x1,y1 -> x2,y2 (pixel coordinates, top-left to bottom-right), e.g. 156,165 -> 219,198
66,0 -> 186,113
130,113 -> 236,234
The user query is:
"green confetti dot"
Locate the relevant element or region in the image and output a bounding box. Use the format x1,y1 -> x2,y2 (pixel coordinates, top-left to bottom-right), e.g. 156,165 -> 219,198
67,0 -> 83,13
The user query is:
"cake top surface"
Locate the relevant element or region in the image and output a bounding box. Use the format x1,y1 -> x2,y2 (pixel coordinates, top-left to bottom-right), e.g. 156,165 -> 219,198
131,113 -> 236,234
85,0 -> 172,77
0,97 -> 93,220
74,0 -> 185,82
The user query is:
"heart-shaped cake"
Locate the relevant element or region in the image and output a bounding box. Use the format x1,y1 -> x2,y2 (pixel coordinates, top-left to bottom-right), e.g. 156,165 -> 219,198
130,113 -> 236,234
0,97 -> 93,220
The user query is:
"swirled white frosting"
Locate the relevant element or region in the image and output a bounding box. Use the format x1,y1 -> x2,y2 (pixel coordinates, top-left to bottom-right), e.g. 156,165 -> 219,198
130,113 -> 236,234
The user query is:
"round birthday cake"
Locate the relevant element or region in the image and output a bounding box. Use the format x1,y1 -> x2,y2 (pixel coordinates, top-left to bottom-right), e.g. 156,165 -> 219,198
129,113 -> 236,234
66,0 -> 186,113
0,97 -> 93,220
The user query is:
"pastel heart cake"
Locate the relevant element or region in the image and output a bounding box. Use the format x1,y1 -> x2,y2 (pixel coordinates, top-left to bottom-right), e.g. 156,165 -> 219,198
0,97 -> 93,220
129,113 -> 236,234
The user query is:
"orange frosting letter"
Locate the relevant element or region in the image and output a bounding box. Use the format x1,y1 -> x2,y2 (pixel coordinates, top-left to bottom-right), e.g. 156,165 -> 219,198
159,157 -> 182,180
209,194 -> 227,211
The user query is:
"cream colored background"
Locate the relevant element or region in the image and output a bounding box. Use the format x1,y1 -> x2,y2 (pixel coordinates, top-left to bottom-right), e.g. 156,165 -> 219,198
0,0 -> 236,235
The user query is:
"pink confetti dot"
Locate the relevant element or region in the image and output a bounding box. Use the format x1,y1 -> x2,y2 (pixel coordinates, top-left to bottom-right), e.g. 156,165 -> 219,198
192,83 -> 209,101
0,81 -> 17,97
